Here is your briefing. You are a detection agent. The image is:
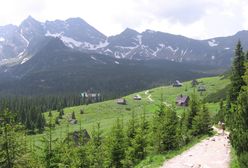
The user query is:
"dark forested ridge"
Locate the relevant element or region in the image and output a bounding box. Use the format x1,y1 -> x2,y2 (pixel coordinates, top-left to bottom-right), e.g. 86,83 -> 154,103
0,38 -> 222,98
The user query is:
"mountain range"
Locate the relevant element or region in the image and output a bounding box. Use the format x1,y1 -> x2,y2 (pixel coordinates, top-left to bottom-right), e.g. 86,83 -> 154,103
1,16 -> 248,67
0,16 -> 243,96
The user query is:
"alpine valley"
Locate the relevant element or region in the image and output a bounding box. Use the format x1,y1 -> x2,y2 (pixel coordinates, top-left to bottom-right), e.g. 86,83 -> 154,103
0,16 -> 244,96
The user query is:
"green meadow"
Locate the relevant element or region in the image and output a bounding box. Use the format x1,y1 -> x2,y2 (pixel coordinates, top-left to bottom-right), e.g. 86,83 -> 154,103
29,75 -> 230,148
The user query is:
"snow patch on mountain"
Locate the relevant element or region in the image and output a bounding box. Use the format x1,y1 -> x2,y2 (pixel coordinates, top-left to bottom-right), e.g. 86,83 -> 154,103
208,39 -> 218,47
20,33 -> 29,46
225,47 -> 230,50
159,44 -> 165,48
211,56 -> 215,60
0,37 -> 5,42
166,46 -> 178,54
152,47 -> 160,56
94,40 -> 109,49
21,57 -> 30,64
90,56 -> 106,64
104,49 -> 113,53
114,61 -> 119,64
45,31 -> 82,48
116,45 -> 138,50
18,50 -> 25,57
46,31 -> 108,50
136,35 -> 142,45
91,56 -> 97,60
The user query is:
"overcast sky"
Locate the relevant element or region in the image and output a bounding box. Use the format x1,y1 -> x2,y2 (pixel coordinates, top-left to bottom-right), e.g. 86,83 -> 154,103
0,0 -> 247,39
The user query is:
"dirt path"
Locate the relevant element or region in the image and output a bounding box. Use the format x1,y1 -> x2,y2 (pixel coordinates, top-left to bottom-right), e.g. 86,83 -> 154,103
161,128 -> 231,168
145,90 -> 154,102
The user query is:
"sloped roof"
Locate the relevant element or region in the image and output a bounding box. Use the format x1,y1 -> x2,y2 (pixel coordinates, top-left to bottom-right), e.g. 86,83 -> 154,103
176,95 -> 189,103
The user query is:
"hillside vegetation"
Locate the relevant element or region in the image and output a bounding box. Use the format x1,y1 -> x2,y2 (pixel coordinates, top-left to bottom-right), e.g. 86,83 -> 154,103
31,76 -> 230,144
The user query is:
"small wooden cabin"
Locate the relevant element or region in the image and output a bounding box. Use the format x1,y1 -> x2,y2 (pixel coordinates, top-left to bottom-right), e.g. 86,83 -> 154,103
191,79 -> 199,87
116,98 -> 126,105
197,85 -> 206,92
133,95 -> 142,100
176,95 -> 189,106
173,80 -> 183,87
81,91 -> 101,103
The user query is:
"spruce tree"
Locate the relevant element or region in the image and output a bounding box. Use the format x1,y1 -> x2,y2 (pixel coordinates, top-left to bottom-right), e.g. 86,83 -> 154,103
187,92 -> 200,129
192,103 -> 211,136
178,111 -> 191,145
215,100 -> 225,123
201,104 -> 212,134
153,101 -> 178,153
152,101 -> 166,153
88,123 -> 104,168
36,112 -> 46,133
230,62 -> 248,167
126,111 -> 137,145
123,111 -> 148,167
42,114 -> 59,168
108,118 -> 125,168
72,111 -> 76,120
161,106 -> 178,151
0,109 -> 34,168
229,40 -> 245,102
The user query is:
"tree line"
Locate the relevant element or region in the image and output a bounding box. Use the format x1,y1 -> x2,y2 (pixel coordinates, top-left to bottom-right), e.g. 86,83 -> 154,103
214,41 -> 248,168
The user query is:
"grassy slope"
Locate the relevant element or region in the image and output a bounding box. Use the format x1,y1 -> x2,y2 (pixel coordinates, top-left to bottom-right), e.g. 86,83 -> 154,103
30,76 -> 230,147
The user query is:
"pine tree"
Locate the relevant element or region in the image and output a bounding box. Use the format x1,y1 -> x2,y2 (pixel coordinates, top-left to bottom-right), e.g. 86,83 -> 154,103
215,100 -> 225,123
201,104 -> 212,134
160,106 -> 178,151
152,101 -> 166,153
48,110 -> 52,117
123,111 -> 144,167
126,111 -> 137,145
42,114 -> 59,168
72,111 -> 76,120
108,118 -> 125,168
0,109 -> 34,168
57,142 -> 77,168
178,110 -> 191,145
229,40 -> 245,102
187,92 -> 200,129
88,123 -> 104,168
230,62 -> 248,167
192,103 -> 211,136
76,144 -> 90,168
36,112 -> 46,133
153,101 -> 178,153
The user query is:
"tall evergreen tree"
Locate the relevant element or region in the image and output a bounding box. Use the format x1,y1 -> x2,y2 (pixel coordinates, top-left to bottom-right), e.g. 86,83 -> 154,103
36,112 -> 46,133
187,92 -> 200,129
230,62 -> 248,167
192,103 -> 211,136
108,118 -> 125,168
229,40 -> 246,102
88,123 -> 104,168
215,100 -> 225,123
42,114 -> 59,168
0,109 -> 35,168
153,101 -> 178,153
71,111 -> 76,120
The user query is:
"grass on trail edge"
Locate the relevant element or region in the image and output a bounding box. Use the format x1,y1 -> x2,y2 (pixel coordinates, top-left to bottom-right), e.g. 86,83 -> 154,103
135,135 -> 209,168
230,148 -> 240,168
